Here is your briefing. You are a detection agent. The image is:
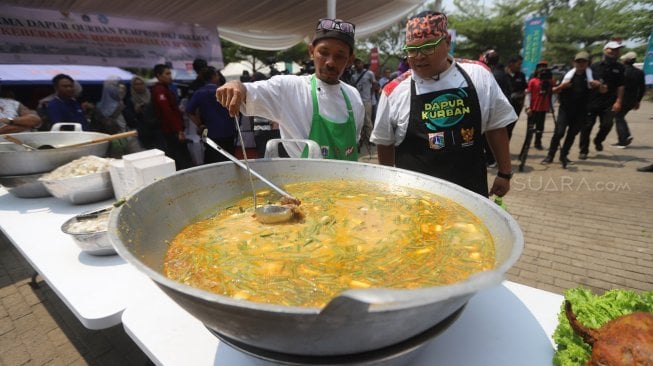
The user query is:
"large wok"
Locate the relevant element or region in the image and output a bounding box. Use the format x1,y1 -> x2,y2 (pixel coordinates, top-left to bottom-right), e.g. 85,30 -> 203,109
0,131 -> 110,175
108,159 -> 523,356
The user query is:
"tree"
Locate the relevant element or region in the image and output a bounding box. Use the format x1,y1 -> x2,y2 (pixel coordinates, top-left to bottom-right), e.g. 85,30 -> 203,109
220,39 -> 309,74
448,0 -> 540,60
544,0 -> 653,63
359,21 -> 406,72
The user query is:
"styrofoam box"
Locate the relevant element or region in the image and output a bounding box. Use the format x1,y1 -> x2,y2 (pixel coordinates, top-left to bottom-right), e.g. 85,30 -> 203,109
122,149 -> 165,191
131,156 -> 176,187
108,159 -> 132,199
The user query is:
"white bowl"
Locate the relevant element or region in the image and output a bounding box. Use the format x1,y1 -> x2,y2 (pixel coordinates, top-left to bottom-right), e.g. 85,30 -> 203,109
40,171 -> 114,204
61,206 -> 115,255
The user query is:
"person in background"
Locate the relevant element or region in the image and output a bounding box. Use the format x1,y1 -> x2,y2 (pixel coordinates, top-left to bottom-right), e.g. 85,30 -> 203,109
370,11 -> 516,197
188,58 -> 208,98
186,66 -> 235,164
504,55 -> 527,139
350,58 -> 378,148
525,61 -> 553,150
578,41 -> 625,159
612,51 -> 645,148
480,48 -> 509,166
0,82 -> 42,134
541,51 -> 600,168
378,67 -> 393,90
216,18 -> 364,160
152,64 -> 193,170
46,74 -> 89,130
91,77 -> 142,157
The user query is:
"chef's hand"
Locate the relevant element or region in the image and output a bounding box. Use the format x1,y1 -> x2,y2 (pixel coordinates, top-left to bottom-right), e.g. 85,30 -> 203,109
489,176 -> 510,197
216,81 -> 246,117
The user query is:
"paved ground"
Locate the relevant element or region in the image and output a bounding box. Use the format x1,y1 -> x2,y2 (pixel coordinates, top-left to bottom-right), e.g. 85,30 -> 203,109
1,100 -> 652,365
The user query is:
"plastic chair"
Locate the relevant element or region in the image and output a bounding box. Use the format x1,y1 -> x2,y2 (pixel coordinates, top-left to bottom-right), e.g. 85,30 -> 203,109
264,138 -> 322,159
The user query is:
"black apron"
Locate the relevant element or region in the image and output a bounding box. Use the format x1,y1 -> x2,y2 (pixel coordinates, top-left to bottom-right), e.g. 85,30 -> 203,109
396,64 -> 488,196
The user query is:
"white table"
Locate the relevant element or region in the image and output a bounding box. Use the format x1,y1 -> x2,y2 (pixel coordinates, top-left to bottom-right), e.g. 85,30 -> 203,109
122,280 -> 564,366
0,189 -> 153,329
1,188 -> 566,364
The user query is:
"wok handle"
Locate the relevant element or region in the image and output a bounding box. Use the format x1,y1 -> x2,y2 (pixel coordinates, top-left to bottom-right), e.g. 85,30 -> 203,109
63,130 -> 138,149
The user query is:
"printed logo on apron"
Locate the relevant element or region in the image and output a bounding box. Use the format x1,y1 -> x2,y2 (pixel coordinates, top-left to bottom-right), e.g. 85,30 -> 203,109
428,132 -> 445,149
460,127 -> 474,147
422,88 -> 472,129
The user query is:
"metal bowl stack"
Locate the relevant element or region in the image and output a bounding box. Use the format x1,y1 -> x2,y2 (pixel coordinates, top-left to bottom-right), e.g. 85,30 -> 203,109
0,131 -> 110,198
40,171 -> 114,205
38,155 -> 114,205
61,206 -> 115,255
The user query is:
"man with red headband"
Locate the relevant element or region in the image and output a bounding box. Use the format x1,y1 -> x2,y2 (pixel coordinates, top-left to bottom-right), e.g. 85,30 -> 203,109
370,11 -> 516,197
216,18 -> 364,160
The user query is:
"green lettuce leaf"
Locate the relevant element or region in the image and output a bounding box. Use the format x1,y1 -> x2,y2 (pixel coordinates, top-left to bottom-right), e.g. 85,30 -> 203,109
552,287 -> 653,366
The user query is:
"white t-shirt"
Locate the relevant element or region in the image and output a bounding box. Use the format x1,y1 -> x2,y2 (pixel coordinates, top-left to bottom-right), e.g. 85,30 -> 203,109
370,57 -> 517,146
241,74 -> 364,157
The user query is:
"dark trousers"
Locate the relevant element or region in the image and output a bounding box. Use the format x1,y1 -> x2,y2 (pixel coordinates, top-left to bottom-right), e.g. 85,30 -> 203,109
614,107 -> 634,144
203,137 -> 235,164
507,98 -> 524,140
163,133 -> 193,170
579,108 -> 614,154
528,111 -> 546,146
547,107 -> 585,159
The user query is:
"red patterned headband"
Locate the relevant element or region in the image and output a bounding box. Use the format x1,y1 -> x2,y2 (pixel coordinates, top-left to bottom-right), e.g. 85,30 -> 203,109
405,12 -> 448,42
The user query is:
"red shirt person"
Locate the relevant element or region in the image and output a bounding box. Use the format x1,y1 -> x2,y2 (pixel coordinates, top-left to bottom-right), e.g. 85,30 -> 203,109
525,62 -> 553,150
151,64 -> 192,170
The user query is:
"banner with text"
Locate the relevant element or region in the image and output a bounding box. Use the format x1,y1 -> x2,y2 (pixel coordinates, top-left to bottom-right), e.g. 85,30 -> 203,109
522,16 -> 546,79
0,4 -> 223,69
644,30 -> 653,85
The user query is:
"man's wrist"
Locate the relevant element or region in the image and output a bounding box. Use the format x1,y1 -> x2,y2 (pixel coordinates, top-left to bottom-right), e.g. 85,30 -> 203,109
497,171 -> 513,180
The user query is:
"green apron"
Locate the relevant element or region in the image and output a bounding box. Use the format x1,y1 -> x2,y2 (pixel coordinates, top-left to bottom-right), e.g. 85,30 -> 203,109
302,74 -> 358,160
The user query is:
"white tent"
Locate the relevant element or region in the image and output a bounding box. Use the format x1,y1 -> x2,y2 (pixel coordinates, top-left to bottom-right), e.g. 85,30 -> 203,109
1,0 -> 427,50
221,61 -> 302,81
0,64 -> 134,85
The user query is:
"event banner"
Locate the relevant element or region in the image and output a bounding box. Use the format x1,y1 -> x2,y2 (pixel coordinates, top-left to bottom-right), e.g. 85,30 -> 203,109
449,29 -> 456,56
522,16 -> 546,79
644,30 -> 653,85
0,4 -> 223,69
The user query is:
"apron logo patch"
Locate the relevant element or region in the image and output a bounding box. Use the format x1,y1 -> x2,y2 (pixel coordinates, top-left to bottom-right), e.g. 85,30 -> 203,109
321,146 -> 330,158
460,127 -> 474,147
428,132 -> 445,150
422,89 -> 471,129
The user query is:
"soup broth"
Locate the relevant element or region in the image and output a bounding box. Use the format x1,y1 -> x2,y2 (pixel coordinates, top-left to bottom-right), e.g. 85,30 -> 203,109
164,180 -> 495,307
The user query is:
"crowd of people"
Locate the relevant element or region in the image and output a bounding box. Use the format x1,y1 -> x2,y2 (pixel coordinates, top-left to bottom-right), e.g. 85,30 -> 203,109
2,10 -> 651,201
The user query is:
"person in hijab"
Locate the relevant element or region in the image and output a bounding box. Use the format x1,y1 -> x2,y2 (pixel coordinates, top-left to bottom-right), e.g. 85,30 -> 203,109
92,77 -> 142,156
92,77 -> 127,134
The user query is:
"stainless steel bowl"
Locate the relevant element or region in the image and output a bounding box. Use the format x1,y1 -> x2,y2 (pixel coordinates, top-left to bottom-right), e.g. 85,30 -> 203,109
108,159 -> 523,356
61,206 -> 115,256
40,171 -> 114,205
0,172 -> 51,198
0,132 -> 110,175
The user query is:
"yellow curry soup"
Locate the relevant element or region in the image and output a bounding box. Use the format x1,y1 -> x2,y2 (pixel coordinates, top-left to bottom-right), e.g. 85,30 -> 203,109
164,180 -> 495,307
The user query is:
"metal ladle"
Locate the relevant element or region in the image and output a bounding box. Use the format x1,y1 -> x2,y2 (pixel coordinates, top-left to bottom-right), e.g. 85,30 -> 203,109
201,126 -> 297,224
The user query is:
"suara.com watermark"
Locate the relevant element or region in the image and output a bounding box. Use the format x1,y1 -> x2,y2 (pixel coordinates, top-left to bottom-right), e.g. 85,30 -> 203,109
512,176 -> 631,192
